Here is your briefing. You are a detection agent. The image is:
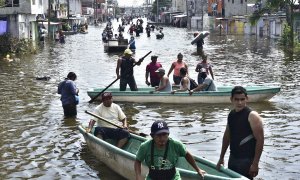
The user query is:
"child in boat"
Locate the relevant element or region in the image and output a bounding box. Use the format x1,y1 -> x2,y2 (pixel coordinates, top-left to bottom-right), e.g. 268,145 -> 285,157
134,120 -> 205,180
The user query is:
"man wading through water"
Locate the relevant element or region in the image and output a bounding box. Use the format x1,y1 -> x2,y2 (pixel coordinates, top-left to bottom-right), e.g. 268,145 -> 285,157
216,86 -> 264,179
134,120 -> 205,180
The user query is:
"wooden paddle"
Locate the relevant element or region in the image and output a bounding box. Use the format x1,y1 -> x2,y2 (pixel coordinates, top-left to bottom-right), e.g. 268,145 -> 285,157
85,110 -> 148,137
88,51 -> 152,103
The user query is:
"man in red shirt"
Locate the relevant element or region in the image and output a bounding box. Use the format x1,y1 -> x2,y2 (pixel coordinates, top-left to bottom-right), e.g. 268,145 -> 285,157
145,55 -> 162,87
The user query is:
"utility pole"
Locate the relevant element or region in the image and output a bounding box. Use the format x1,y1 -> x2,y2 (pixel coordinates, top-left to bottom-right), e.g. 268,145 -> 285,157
67,0 -> 70,20
156,0 -> 158,22
48,0 -> 50,38
201,0 -> 203,30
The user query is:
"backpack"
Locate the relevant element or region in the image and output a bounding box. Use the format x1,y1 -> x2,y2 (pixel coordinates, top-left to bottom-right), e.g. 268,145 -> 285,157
189,78 -> 198,90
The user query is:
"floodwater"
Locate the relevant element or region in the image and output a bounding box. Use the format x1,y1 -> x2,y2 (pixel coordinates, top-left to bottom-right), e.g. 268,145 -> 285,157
0,18 -> 299,180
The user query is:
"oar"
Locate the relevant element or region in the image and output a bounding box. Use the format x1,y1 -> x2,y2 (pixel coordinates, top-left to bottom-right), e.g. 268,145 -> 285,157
85,110 -> 148,137
89,50 -> 152,103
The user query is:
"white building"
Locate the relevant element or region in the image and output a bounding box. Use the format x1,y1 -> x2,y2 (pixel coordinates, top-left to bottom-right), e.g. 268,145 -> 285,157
224,0 -> 267,17
0,0 -> 44,40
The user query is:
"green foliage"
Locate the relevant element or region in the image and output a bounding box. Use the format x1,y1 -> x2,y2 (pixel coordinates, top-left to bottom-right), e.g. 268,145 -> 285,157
280,24 -> 293,46
0,33 -> 35,56
0,0 -> 5,7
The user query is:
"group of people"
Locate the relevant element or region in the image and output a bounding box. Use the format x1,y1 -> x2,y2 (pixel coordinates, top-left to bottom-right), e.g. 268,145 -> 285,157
57,73 -> 263,180
116,49 -> 216,94
68,85 -> 263,180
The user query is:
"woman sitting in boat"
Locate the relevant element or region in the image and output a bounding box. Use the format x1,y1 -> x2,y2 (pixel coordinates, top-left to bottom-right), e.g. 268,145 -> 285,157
154,68 -> 172,92
189,68 -> 217,95
171,67 -> 190,94
134,120 -> 206,180
85,92 -> 130,148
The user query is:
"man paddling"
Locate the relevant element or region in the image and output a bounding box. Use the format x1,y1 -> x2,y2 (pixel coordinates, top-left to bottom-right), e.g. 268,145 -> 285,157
216,86 -> 264,179
116,49 -> 141,91
134,120 -> 205,180
86,92 -> 130,148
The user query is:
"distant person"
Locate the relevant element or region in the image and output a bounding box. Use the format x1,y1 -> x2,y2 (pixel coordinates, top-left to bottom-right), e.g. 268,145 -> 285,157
194,32 -> 204,56
216,86 -> 264,180
57,72 -> 79,117
195,54 -> 214,84
189,68 -> 216,94
59,30 -> 65,43
154,68 -> 172,92
134,120 -> 206,180
146,24 -> 151,37
128,36 -> 136,51
116,49 -> 141,91
55,31 -> 60,42
167,53 -> 188,85
145,55 -> 162,87
85,92 -> 130,148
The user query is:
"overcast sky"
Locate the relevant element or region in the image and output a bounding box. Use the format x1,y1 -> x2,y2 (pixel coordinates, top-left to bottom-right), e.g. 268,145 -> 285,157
117,0 -> 145,7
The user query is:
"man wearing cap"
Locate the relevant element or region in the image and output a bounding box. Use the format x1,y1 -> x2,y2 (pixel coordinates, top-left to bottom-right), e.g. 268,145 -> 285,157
57,72 -> 79,117
154,68 -> 172,92
189,68 -> 216,95
134,120 -> 205,180
86,92 -> 130,148
145,55 -> 162,87
116,49 -> 141,91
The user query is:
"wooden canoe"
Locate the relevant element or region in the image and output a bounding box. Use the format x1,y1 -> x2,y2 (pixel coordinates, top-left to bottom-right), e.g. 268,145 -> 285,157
87,86 -> 280,104
78,125 -> 248,180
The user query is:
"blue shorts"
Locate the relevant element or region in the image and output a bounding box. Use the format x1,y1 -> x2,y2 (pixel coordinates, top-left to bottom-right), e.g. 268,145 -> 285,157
173,75 -> 182,85
94,127 -> 130,140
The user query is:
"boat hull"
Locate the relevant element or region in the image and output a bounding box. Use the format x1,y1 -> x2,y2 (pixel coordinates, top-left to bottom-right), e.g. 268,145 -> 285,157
87,86 -> 280,103
78,126 -> 248,180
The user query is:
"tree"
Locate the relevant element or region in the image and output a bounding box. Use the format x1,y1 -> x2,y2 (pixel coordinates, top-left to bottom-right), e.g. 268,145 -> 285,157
250,0 -> 297,47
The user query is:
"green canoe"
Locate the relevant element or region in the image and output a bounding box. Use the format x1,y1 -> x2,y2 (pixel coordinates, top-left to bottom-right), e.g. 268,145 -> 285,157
78,125 -> 248,180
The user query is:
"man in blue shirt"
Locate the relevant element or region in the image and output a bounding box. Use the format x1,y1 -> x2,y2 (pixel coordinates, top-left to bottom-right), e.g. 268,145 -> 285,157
58,72 -> 79,117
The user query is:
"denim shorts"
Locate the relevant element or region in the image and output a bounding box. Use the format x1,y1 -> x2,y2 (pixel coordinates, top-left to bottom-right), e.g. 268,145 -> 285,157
94,127 -> 130,140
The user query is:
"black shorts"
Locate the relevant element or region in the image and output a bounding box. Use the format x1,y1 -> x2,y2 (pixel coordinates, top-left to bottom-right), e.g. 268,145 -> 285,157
228,155 -> 253,180
94,127 -> 130,140
62,104 -> 77,117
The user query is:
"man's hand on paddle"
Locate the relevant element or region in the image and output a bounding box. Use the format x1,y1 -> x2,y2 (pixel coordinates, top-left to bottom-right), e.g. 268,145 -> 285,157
249,163 -> 259,178
196,167 -> 206,178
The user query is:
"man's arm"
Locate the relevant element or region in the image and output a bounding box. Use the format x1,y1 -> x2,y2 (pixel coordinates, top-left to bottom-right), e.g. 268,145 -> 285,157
209,66 -> 214,80
185,151 -> 205,178
167,63 -> 175,77
134,160 -> 142,180
121,118 -> 128,128
116,59 -> 122,79
217,125 -> 230,170
86,120 -> 96,133
248,111 -> 264,178
145,69 -> 150,85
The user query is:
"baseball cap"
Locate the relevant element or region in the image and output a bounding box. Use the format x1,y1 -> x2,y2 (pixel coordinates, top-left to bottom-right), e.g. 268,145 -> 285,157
124,49 -> 133,55
102,92 -> 112,101
155,67 -> 165,74
151,120 -> 169,135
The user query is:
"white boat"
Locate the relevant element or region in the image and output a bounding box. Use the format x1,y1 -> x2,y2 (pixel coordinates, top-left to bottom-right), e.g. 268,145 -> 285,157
87,86 -> 281,104
104,39 -> 128,52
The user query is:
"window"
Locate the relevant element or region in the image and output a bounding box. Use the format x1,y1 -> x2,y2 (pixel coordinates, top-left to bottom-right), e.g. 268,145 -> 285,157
32,0 -> 36,5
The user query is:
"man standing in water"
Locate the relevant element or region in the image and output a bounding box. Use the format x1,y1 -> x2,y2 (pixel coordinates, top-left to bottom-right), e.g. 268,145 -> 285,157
145,55 -> 162,87
116,49 -> 141,91
216,86 -> 264,179
57,72 -> 79,117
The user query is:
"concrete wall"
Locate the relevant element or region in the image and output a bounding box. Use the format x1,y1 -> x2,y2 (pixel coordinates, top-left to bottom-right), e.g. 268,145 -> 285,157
172,0 -> 186,12
224,0 -> 267,17
0,0 -> 31,14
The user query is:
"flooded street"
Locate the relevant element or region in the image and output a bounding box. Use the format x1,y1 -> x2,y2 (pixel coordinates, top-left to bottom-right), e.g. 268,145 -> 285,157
0,19 -> 299,179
